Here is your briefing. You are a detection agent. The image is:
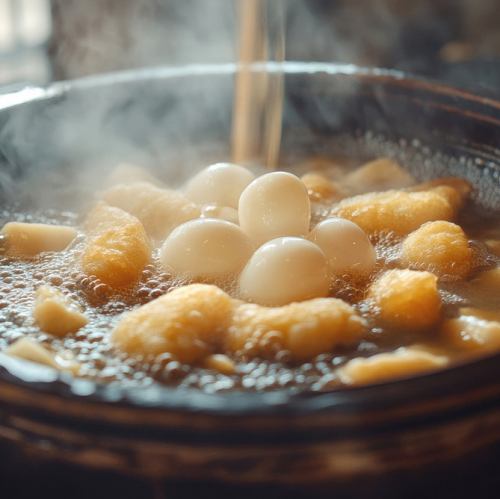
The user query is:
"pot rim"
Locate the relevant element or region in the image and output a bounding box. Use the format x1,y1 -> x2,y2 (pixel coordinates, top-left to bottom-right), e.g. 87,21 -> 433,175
2,61 -> 500,113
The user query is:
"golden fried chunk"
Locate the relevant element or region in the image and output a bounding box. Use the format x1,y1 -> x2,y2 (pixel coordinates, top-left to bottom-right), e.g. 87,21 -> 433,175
441,308 -> 500,353
342,158 -> 415,194
1,222 -> 77,257
300,172 -> 342,203
330,187 -> 458,235
5,337 -> 79,373
204,354 -> 236,374
33,285 -> 88,336
101,181 -> 200,240
400,221 -> 472,278
368,269 -> 442,330
408,177 -> 471,211
112,284 -> 234,363
82,203 -> 151,287
226,298 -> 366,362
294,157 -> 345,178
6,337 -> 59,368
338,347 -> 448,385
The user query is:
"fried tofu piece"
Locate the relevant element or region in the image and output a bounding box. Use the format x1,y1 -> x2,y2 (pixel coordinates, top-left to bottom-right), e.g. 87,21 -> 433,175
1,222 -> 77,257
101,181 -> 200,240
330,187 -> 458,236
400,221 -> 472,278
112,284 -> 233,364
226,298 -> 366,362
5,337 -> 79,373
294,157 -> 345,178
338,347 -> 448,385
5,337 -> 59,368
33,285 -> 88,336
408,177 -> 471,211
300,172 -> 343,203
342,158 -> 415,194
204,354 -> 236,374
368,269 -> 442,330
441,307 -> 500,353
82,203 -> 151,288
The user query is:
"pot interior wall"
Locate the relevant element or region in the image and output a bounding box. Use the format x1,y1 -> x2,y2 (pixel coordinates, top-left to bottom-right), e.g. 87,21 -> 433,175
0,65 -> 499,213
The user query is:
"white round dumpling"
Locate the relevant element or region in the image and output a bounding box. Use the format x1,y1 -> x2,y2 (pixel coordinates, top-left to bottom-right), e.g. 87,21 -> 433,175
200,204 -> 239,224
239,237 -> 329,306
184,163 -> 255,208
239,172 -> 311,245
309,218 -> 376,276
160,218 -> 253,281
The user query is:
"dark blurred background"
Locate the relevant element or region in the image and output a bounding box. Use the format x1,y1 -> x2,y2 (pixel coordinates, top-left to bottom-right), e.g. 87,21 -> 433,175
0,0 -> 500,95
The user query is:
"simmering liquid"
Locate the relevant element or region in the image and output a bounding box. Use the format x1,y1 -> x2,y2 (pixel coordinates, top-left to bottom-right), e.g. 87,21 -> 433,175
1,157 -> 499,393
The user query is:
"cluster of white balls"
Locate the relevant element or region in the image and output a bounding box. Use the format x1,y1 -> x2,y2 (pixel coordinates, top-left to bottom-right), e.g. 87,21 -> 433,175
159,163 -> 376,306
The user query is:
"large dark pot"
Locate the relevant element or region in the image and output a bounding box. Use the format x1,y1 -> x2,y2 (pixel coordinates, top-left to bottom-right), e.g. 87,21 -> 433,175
0,63 -> 500,493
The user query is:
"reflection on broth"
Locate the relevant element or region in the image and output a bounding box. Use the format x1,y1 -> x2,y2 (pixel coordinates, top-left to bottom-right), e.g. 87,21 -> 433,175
1,157 -> 499,392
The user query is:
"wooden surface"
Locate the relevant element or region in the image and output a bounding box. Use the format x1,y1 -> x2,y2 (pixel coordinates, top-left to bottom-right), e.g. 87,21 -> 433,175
1,441 -> 500,499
